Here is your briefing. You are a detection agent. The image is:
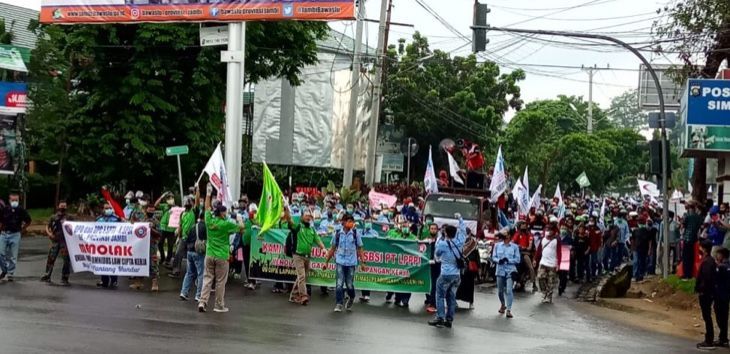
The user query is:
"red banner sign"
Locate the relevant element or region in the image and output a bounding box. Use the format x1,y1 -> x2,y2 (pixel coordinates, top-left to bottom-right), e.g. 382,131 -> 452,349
40,1 -> 355,24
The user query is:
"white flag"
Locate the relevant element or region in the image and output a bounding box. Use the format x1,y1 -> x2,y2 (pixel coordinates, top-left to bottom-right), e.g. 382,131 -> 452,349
203,143 -> 232,208
599,198 -> 606,228
513,179 -> 530,215
489,146 -> 507,202
637,179 -> 660,197
424,146 -> 439,194
447,151 -> 464,185
522,166 -> 529,196
671,190 -> 684,201
530,184 -> 542,211
554,183 -> 562,203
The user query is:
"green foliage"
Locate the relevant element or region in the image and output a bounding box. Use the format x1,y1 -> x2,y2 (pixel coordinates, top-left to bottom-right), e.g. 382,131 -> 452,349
607,89 -> 647,131
0,19 -> 14,44
665,275 -> 695,295
26,22 -> 327,196
384,32 -> 523,175
550,133 -> 616,194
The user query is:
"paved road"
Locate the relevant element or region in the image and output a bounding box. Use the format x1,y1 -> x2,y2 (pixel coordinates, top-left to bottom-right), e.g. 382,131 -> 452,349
0,237 -> 694,354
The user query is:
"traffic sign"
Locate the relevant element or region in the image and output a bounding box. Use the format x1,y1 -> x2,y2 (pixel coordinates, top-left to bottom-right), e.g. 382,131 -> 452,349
200,25 -> 228,47
165,145 -> 189,156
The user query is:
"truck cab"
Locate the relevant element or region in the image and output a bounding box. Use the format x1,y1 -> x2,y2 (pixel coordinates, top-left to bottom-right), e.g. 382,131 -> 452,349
423,192 -> 493,236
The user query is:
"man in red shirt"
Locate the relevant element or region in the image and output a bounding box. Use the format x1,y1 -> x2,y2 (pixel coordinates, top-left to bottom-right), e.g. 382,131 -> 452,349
587,216 -> 603,281
512,221 -> 536,291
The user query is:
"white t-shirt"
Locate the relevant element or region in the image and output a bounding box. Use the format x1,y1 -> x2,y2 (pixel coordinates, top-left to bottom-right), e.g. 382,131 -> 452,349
539,237 -> 558,268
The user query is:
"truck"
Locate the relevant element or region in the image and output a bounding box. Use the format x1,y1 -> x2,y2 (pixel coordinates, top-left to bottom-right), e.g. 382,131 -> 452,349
422,188 -> 495,236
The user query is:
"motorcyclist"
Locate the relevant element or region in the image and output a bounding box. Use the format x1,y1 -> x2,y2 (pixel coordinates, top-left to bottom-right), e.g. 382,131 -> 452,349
512,220 -> 537,292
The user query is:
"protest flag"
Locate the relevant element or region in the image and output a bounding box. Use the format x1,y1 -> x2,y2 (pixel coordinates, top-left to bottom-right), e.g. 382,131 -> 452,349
489,146 -> 507,202
202,143 -> 232,208
257,162 -> 284,235
576,171 -> 591,188
100,187 -> 125,219
424,146 -> 439,194
446,151 -> 465,185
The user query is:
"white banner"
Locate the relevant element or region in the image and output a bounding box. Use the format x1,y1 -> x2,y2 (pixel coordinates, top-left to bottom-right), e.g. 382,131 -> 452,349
489,146 -> 507,202
63,222 -> 151,277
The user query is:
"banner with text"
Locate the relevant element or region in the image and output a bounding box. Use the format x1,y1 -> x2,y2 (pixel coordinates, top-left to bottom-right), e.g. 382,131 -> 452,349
63,222 -> 151,276
249,229 -> 431,293
40,0 -> 355,24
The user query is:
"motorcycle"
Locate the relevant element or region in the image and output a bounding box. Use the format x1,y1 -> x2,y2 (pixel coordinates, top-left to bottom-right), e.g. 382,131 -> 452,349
477,239 -> 496,283
514,248 -> 535,292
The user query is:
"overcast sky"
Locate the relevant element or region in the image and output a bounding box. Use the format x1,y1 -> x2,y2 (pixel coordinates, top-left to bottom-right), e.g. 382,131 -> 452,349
6,0 -> 676,117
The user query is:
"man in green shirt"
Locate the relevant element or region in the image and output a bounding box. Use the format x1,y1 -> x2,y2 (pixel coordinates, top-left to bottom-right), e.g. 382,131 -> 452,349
198,185 -> 244,313
171,189 -> 199,278
155,192 -> 177,267
283,208 -> 326,305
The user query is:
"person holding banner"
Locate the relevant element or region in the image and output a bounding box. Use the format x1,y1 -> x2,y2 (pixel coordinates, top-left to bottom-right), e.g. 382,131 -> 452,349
198,185 -> 244,313
41,200 -> 72,285
324,214 -> 365,313
283,208 -> 326,306
96,202 -> 122,289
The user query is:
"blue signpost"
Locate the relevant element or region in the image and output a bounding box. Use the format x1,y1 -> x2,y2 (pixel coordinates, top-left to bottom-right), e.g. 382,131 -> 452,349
686,79 -> 730,126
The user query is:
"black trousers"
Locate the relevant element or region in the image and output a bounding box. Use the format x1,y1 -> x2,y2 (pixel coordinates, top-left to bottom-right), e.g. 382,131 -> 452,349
716,297 -> 729,343
683,242 -> 696,279
100,275 -> 117,287
700,294 -> 715,344
558,270 -> 569,295
159,231 -> 176,263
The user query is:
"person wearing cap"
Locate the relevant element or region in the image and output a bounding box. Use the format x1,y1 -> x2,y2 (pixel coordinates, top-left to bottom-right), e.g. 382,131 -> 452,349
587,215 -> 603,279
123,191 -> 136,220
283,208 -> 326,305
703,205 -> 727,258
615,209 -> 631,263
630,217 -> 654,282
198,184 -> 245,313
534,217 -> 562,304
512,221 -> 537,291
683,201 -> 703,279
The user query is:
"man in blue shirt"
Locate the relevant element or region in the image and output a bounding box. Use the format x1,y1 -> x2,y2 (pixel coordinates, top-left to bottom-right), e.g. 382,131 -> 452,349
324,214 -> 365,312
358,217 -> 379,303
97,202 -> 122,289
492,230 -> 521,318
428,215 -> 466,328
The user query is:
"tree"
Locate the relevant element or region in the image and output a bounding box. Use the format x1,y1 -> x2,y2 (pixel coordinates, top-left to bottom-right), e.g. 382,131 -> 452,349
607,89 -> 647,131
550,133 -> 616,194
501,96 -> 613,187
27,22 -> 328,197
384,32 -> 524,178
0,19 -> 14,44
655,0 -> 730,207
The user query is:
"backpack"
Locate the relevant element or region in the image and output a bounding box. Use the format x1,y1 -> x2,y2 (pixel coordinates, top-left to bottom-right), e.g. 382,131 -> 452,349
334,229 -> 358,249
189,222 -> 206,255
284,225 -> 299,258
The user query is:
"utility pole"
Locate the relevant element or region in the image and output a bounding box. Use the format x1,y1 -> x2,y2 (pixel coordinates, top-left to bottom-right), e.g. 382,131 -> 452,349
222,22 -> 246,201
474,24 -> 672,280
342,2 -> 364,188
585,65 -> 595,134
364,0 -> 391,186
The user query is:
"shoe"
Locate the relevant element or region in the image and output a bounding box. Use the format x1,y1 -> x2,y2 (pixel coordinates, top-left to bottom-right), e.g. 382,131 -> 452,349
198,304 -> 206,313
129,281 -> 143,290
714,341 -> 729,348
96,281 -> 107,288
213,307 -> 229,313
359,296 -> 370,303
498,305 -> 506,314
233,273 -> 241,280
444,320 -> 453,328
179,294 -> 189,301
385,298 -> 394,304
532,284 -> 538,292
151,279 -> 159,292
163,262 -> 172,269
697,342 -> 716,350
0,271 -> 5,280
194,297 -> 200,302
7,275 -> 13,282
426,306 -> 437,313
61,278 -> 70,286
468,303 -> 474,310
110,282 -> 118,289
345,297 -> 355,311
334,304 -> 343,312
506,310 -> 513,318
41,274 -> 51,282
428,318 -> 445,328
272,288 -> 283,294
167,273 -> 180,279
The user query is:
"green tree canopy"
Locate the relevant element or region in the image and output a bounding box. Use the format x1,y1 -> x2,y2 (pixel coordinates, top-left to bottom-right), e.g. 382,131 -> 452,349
27,22 -> 327,197
607,89 -> 646,131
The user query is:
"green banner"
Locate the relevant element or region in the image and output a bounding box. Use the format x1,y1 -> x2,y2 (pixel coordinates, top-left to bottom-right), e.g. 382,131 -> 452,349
249,229 -> 431,293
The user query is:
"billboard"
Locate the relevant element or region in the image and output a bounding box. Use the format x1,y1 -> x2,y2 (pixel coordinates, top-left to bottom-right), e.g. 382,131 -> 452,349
0,82 -> 27,112
638,64 -> 683,111
40,0 -> 355,24
684,79 -> 730,126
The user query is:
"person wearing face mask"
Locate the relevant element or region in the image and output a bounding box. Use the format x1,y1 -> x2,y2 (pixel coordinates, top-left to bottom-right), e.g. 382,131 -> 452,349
386,217 -> 417,307
0,193 -> 31,282
123,191 -> 136,220
534,218 -> 562,304
324,215 -> 366,312
284,209 -> 326,305
512,221 -> 536,292
557,225 -> 573,296
171,191 -> 200,278
358,217 -> 379,303
130,194 -> 149,222
630,217 -> 653,282
96,202 -> 122,288
419,214 -> 435,241
129,195 -> 162,291
317,210 -> 338,236
586,216 -> 603,280
41,200 -> 72,285
155,192 -> 177,268
602,225 -> 621,274
424,223 -> 441,313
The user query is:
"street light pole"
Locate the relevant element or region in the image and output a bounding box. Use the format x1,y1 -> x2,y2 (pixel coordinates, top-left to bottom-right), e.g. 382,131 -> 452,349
474,25 -> 672,279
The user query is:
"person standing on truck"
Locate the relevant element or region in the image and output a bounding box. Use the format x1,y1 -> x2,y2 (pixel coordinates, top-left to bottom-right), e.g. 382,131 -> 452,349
512,221 -> 537,292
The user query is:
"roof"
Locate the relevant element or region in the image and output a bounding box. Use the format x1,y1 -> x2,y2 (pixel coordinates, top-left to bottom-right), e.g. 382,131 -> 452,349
318,26 -> 376,58
0,2 -> 39,49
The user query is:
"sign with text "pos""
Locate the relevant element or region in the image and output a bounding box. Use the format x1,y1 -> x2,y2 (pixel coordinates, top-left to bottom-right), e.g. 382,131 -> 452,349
39,0 -> 355,24
685,79 -> 730,126
63,222 -> 151,276
165,145 -> 188,156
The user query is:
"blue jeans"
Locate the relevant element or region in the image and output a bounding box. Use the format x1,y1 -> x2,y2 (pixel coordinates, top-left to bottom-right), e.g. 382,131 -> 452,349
181,251 -> 205,299
0,232 -> 21,275
633,251 -> 647,281
436,274 -> 461,321
496,275 -> 514,310
589,251 -> 600,278
335,264 -> 356,305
